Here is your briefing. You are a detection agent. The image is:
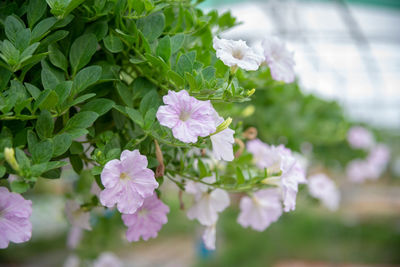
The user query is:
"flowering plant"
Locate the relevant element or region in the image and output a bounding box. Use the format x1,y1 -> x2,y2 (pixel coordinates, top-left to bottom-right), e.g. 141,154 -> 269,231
0,0 -> 392,262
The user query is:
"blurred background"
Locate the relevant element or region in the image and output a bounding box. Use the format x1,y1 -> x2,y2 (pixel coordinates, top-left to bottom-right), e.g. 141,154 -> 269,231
1,0 -> 399,266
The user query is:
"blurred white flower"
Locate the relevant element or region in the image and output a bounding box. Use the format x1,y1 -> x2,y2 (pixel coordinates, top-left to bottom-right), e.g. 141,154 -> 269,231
202,223 -> 216,250
64,254 -> 80,267
213,37 -> 264,71
347,126 -> 375,150
186,176 -> 230,226
262,36 -> 295,83
308,173 -> 340,211
93,252 -> 123,267
237,189 -> 283,231
65,200 -> 91,230
67,226 -> 83,249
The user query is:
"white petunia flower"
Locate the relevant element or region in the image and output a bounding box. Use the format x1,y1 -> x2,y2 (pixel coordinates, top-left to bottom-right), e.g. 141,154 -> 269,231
186,176 -> 230,226
93,252 -> 123,267
308,173 -> 340,211
65,200 -> 92,230
213,37 -> 264,71
237,189 -> 283,231
248,139 -> 307,212
202,223 -> 216,250
262,36 -> 295,83
210,111 -> 235,162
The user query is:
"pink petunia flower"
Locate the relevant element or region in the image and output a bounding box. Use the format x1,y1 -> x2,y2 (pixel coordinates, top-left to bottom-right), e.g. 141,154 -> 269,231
186,176 -> 230,226
122,193 -> 169,242
262,37 -> 295,83
308,173 -> 340,211
156,90 -> 217,143
213,37 -> 264,71
346,159 -> 370,183
347,126 -> 375,150
0,187 -> 32,249
99,150 -> 158,214
237,189 -> 283,231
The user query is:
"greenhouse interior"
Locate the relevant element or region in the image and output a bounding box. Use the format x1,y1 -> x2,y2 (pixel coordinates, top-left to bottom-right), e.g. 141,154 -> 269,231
0,0 -> 399,266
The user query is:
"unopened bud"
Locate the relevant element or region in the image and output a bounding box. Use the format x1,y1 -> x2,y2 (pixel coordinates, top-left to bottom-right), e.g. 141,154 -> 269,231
4,147 -> 19,171
212,117 -> 232,136
247,88 -> 255,97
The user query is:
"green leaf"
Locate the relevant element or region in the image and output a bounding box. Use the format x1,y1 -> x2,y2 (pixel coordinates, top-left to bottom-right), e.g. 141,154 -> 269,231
103,35 -> 123,53
65,111 -> 99,131
54,81 -> 72,105
202,66 -> 216,80
69,93 -> 96,106
48,44 -> 68,72
0,165 -> 5,178
139,90 -> 159,114
41,64 -> 64,90
176,54 -> 192,76
170,34 -> 185,54
126,107 -> 144,127
69,33 -> 98,74
116,82 -> 133,107
38,90 -> 59,110
72,65 -> 102,94
70,141 -> 83,154
198,159 -> 209,179
20,43 -> 40,63
69,154 -> 83,173
15,148 -> 30,170
0,40 -> 20,66
31,17 -> 57,42
27,130 -> 38,152
167,70 -> 184,87
144,108 -> 157,129
67,128 -> 89,139
81,98 -> 114,116
11,180 -> 30,193
32,140 -> 53,163
137,12 -> 165,42
5,16 -> 25,44
15,28 -> 32,52
85,21 -> 108,41
156,36 -> 171,62
36,110 -> 54,140
236,166 -> 245,185
52,133 -> 72,156
27,0 -> 47,28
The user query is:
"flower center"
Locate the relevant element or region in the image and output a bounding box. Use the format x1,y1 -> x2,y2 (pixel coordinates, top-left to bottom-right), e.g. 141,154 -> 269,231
232,49 -> 244,60
138,209 -> 148,217
179,111 -> 191,121
120,172 -> 130,180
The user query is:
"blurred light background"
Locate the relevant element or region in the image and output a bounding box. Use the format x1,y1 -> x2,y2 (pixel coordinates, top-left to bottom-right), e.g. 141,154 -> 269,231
201,0 -> 400,129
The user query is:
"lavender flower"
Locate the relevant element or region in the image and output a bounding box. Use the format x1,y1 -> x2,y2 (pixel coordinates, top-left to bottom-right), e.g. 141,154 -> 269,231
156,90 -> 217,143
93,252 -> 123,267
347,126 -> 375,149
99,150 -> 158,214
237,189 -> 283,231
308,173 -> 340,211
202,224 -> 216,250
122,193 -> 169,242
0,187 -> 32,249
262,37 -> 295,83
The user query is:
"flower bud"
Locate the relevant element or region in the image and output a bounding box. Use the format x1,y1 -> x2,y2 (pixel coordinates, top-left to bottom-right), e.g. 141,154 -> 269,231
4,147 -> 20,171
212,117 -> 232,135
247,88 -> 256,97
